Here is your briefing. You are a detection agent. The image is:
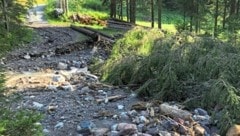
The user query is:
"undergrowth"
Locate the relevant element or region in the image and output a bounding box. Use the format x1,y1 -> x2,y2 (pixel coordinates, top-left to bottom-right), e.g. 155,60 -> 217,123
96,27 -> 240,134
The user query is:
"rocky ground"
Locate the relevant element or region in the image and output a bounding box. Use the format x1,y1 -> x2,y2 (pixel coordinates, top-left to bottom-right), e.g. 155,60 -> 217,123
0,8 -> 220,136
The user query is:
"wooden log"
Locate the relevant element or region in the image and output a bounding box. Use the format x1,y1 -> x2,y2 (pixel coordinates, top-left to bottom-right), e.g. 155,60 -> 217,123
107,19 -> 134,27
107,24 -> 132,30
160,103 -> 193,122
96,95 -> 126,103
70,25 -> 115,43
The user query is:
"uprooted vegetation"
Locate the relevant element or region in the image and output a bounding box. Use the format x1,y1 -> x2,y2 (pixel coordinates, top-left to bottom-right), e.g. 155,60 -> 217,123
94,27 -> 240,134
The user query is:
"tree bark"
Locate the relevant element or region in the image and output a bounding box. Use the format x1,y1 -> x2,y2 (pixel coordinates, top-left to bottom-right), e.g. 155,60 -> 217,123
110,0 -> 117,18
157,0 -> 162,29
2,0 -> 9,32
120,0 -> 123,20
214,0 -> 219,37
126,0 -> 130,22
151,0 -> 154,28
130,0 -> 136,24
223,0 -> 227,29
65,0 -> 68,16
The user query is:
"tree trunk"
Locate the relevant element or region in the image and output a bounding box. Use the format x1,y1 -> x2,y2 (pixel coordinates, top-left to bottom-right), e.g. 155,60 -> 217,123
130,0 -> 136,24
120,0 -> 123,20
190,16 -> 193,32
195,1 -> 199,33
126,0 -> 129,22
151,0 -> 154,28
2,0 -> 9,32
223,0 -> 227,29
214,0 -> 219,37
65,0 -> 68,16
157,0 -> 162,29
110,0 -> 117,18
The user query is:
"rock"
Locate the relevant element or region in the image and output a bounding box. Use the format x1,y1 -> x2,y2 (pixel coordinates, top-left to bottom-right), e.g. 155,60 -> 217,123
120,112 -> 129,120
84,96 -> 95,101
178,125 -> 188,135
43,129 -> 50,134
161,119 -> 179,131
48,105 -> 58,113
137,124 -> 145,132
91,128 -> 109,136
117,105 -> 124,110
109,131 -> 119,136
193,115 -> 210,125
131,102 -> 147,111
57,62 -> 68,70
111,124 -> 118,131
117,123 -> 137,135
33,102 -> 44,109
139,116 -> 149,124
47,85 -> 58,91
194,108 -> 208,116
52,75 -> 65,82
23,53 -> 31,60
78,120 -> 96,130
146,127 -> 159,135
194,124 -> 205,136
226,125 -> 240,136
137,133 -> 152,136
55,122 -> 64,129
128,110 -> 138,117
149,107 -> 155,117
62,84 -> 74,91
158,131 -> 172,136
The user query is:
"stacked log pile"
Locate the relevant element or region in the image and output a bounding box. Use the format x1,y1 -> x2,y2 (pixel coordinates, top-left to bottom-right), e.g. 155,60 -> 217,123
69,13 -> 106,26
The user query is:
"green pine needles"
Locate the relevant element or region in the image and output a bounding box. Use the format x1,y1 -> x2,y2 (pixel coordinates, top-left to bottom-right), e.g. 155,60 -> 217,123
97,27 -> 240,134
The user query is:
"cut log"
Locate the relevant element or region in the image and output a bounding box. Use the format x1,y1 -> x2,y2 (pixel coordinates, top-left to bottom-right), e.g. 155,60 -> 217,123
160,103 -> 193,122
70,25 -> 115,43
96,95 -> 126,103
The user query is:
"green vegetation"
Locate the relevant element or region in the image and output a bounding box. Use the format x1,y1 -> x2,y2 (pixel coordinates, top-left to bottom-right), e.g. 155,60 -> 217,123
95,27 -> 240,134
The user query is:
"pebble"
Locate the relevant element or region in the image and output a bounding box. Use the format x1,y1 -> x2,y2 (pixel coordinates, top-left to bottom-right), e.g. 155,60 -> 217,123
43,129 -> 50,134
117,123 -> 137,135
91,128 -> 109,136
117,105 -> 124,110
57,62 -> 68,70
158,131 -> 172,136
47,85 -> 58,91
139,116 -> 149,124
194,108 -> 208,116
54,122 -> 64,129
23,54 -> 31,59
33,102 -> 44,109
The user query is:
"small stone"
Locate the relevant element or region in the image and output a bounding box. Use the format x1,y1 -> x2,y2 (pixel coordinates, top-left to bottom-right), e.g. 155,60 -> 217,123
149,107 -> 155,117
146,127 -> 159,135
24,54 -> 31,59
137,124 -> 145,132
140,111 -> 149,117
98,90 -> 104,93
194,124 -> 205,136
128,110 -> 138,117
91,128 -> 109,136
117,123 -> 137,135
47,85 -> 58,91
161,119 -> 179,131
43,129 -> 50,133
33,102 -> 44,109
137,133 -> 152,136
109,131 -> 119,136
178,125 -> 188,135
139,116 -> 149,124
158,131 -> 172,136
48,105 -> 58,113
84,96 -> 94,101
111,124 -> 118,131
55,122 -> 64,129
62,84 -> 74,91
52,75 -> 65,82
118,105 -> 124,110
194,108 -> 208,116
78,120 -> 96,130
120,112 -> 129,120
57,62 -> 68,70
193,115 -> 210,125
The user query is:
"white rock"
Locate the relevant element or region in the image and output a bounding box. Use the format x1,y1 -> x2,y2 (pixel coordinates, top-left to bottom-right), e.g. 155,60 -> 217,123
55,122 -> 64,129
57,62 -> 68,70
118,105 -> 124,110
62,84 -> 74,91
43,129 -> 50,133
33,102 -> 44,109
111,124 -> 118,131
47,85 -> 58,91
52,75 -> 65,82
24,54 -> 31,59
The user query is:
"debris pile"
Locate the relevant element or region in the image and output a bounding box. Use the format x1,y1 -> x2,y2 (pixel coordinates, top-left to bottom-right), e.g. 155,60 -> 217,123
69,14 -> 106,26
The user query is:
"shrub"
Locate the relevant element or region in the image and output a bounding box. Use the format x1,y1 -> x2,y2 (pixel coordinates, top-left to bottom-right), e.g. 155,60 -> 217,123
98,27 -> 240,134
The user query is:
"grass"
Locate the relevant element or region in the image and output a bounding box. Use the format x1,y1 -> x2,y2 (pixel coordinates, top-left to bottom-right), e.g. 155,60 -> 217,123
94,27 -> 240,135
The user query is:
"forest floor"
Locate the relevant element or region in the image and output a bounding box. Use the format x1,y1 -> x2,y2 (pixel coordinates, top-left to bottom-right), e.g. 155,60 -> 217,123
0,6 -> 219,136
